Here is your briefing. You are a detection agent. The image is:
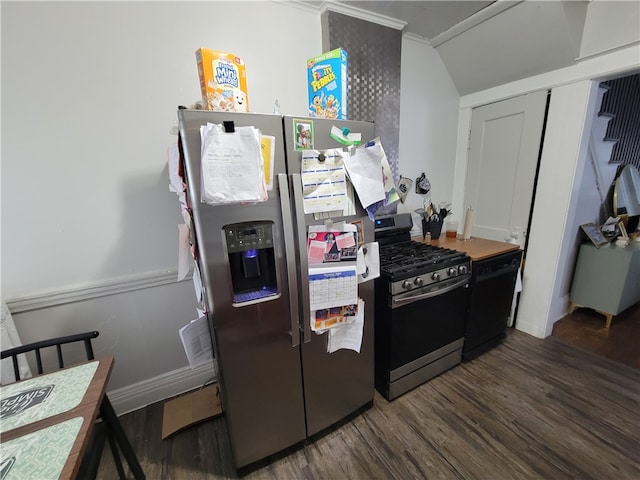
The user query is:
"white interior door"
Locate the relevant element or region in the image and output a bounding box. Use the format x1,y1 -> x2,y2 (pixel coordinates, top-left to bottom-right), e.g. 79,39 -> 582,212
464,91 -> 548,247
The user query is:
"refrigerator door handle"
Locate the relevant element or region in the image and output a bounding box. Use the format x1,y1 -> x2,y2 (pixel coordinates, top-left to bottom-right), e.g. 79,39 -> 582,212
278,173 -> 301,347
290,174 -> 312,344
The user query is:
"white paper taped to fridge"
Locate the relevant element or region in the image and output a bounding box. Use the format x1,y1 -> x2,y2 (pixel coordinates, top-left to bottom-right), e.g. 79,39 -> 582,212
177,223 -> 191,281
168,143 -> 186,207
199,123 -> 267,205
179,315 -> 213,368
308,265 -> 358,311
364,139 -> 400,219
343,141 -> 386,209
300,149 -> 347,214
327,299 -> 365,353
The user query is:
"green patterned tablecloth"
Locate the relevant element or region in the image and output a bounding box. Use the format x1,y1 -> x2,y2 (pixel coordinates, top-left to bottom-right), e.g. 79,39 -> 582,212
0,361 -> 98,433
0,416 -> 83,479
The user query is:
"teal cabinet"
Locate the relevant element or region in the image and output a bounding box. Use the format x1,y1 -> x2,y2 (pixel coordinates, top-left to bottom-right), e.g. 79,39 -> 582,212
569,242 -> 640,328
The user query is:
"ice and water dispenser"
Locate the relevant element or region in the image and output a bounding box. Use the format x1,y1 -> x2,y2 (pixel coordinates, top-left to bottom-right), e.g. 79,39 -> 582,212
224,221 -> 278,304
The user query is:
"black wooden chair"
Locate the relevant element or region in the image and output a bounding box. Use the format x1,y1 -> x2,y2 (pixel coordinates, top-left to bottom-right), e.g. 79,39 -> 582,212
1,331 -> 145,479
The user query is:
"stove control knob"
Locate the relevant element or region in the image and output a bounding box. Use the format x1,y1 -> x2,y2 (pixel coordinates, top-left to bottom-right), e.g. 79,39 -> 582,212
447,267 -> 459,277
431,272 -> 441,281
458,265 -> 468,275
402,280 -> 413,290
414,277 -> 424,287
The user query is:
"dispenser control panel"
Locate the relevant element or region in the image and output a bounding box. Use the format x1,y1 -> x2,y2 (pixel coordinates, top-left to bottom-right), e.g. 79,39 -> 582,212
224,222 -> 274,253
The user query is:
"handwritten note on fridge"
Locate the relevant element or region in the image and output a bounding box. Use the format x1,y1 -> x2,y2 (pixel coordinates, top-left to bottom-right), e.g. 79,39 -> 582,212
200,123 -> 267,205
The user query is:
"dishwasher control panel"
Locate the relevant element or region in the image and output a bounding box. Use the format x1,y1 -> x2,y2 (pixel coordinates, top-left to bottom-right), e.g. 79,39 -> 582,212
474,250 -> 522,280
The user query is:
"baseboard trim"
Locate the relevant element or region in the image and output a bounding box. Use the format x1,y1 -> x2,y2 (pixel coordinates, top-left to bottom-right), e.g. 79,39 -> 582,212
5,269 -> 191,314
108,361 -> 217,416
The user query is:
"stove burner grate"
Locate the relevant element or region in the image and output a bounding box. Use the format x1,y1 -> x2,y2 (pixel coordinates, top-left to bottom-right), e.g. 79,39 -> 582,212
379,241 -> 467,278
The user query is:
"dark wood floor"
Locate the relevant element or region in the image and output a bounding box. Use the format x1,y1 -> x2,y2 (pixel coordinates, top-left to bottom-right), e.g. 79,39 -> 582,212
552,302 -> 640,370
98,329 -> 640,479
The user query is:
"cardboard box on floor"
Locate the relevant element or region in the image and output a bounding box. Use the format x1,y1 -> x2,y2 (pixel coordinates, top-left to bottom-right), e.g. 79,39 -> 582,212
162,383 -> 222,439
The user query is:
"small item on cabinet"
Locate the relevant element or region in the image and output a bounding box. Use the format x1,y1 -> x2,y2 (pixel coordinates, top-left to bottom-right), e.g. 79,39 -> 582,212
422,218 -> 442,239
446,221 -> 458,238
600,216 -> 620,240
618,219 -> 629,241
462,206 -> 474,240
579,222 -> 609,248
419,201 -> 451,240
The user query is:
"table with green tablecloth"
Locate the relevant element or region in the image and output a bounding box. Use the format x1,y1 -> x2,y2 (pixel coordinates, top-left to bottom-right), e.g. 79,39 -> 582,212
0,356 -> 114,480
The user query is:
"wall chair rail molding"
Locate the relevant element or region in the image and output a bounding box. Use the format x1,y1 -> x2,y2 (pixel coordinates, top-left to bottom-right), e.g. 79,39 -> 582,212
5,269 -> 190,314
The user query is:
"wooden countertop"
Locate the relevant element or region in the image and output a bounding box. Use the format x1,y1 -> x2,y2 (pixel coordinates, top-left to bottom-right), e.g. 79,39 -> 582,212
411,235 -> 520,261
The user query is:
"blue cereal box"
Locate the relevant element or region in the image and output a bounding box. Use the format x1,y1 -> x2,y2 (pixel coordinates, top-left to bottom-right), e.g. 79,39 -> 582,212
307,48 -> 347,120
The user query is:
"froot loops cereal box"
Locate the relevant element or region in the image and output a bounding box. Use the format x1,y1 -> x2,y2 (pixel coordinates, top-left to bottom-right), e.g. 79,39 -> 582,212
196,48 -> 249,112
307,48 -> 347,120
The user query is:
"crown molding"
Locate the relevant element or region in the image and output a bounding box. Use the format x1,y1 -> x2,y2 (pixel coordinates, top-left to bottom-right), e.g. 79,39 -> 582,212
403,32 -> 432,46
318,0 -> 406,31
430,0 -> 522,47
272,0 -> 320,15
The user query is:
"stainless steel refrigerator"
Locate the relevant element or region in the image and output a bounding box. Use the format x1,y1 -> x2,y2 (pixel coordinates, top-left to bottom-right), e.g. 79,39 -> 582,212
177,110 -> 375,468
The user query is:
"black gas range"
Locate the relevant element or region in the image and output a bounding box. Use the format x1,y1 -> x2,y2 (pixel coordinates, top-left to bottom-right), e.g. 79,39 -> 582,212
373,213 -> 471,400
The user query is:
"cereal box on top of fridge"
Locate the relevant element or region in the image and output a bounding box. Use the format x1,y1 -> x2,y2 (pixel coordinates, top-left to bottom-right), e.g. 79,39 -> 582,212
307,48 -> 347,120
196,48 -> 249,112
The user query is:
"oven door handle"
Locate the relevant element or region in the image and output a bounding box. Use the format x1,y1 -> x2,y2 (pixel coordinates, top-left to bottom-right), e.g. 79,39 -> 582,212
391,276 -> 470,308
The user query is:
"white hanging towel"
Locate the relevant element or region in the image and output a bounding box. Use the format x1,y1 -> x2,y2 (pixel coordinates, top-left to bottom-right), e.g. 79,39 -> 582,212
1,301 -> 32,384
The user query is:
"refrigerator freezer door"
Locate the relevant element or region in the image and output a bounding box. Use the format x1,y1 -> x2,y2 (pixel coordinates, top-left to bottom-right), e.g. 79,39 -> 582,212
178,110 -> 306,467
283,116 -> 376,436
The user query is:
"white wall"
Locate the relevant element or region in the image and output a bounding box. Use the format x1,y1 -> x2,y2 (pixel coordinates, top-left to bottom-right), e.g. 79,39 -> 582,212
1,1 -> 321,412
579,0 -> 640,59
2,1 -> 318,297
397,36 -> 460,235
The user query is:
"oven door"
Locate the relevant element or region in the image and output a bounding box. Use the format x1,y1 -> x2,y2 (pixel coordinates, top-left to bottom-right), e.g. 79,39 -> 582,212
389,277 -> 469,371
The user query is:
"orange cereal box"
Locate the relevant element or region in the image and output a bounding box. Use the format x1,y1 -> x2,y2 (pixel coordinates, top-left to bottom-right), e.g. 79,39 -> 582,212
196,48 -> 249,112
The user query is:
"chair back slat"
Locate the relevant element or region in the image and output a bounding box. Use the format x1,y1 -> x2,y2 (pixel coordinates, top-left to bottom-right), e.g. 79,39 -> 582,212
35,349 -> 44,375
84,339 -> 96,360
56,344 -> 65,369
11,356 -> 20,381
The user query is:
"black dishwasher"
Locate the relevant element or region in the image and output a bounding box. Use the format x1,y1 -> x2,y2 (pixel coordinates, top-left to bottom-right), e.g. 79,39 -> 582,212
463,249 -> 522,361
